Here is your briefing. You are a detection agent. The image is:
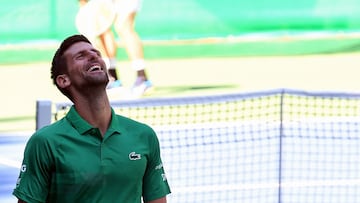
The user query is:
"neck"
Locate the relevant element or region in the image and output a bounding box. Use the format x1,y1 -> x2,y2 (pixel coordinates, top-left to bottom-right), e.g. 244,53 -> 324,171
72,89 -> 112,136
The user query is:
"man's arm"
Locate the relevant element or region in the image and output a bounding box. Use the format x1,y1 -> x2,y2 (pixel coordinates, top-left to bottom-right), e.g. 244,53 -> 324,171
146,196 -> 167,203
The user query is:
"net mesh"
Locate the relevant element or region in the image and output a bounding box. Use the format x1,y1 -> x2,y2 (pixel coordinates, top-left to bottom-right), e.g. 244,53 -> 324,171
51,89 -> 360,203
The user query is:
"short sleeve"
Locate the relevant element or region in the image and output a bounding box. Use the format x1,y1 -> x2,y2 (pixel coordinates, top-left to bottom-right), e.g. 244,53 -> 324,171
13,133 -> 53,203
142,129 -> 171,202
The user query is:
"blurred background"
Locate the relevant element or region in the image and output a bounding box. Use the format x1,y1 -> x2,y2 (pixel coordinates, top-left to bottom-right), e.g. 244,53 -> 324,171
1,0 -> 360,202
1,0 -> 360,62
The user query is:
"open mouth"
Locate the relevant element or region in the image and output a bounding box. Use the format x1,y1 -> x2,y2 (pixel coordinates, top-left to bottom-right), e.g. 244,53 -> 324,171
87,65 -> 103,72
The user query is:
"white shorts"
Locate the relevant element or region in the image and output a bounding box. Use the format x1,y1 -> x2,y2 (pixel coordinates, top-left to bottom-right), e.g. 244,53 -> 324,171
113,0 -> 142,26
76,0 -> 116,39
76,0 -> 142,37
114,0 -> 142,16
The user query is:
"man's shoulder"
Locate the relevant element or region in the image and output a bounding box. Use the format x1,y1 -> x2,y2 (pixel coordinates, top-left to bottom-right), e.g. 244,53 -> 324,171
114,114 -> 154,132
115,114 -> 145,125
38,117 -> 69,131
32,118 -> 70,139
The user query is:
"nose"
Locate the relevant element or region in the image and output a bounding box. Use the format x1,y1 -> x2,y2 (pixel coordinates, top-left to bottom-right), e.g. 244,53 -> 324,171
88,50 -> 100,61
87,50 -> 105,67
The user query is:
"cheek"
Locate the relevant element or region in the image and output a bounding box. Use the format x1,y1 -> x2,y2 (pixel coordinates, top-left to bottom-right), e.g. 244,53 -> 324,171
67,63 -> 84,76
66,68 -> 85,84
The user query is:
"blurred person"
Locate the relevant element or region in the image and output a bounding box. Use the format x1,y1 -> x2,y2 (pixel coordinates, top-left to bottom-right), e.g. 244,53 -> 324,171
13,34 -> 171,203
113,0 -> 153,95
76,0 -> 153,96
77,0 -> 121,88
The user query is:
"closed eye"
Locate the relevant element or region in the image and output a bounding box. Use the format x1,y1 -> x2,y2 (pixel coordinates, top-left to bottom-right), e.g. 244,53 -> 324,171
75,53 -> 84,60
73,49 -> 102,60
91,49 -> 102,57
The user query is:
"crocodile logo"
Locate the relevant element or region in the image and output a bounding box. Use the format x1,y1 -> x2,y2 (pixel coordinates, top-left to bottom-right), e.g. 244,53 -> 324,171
129,152 -> 141,160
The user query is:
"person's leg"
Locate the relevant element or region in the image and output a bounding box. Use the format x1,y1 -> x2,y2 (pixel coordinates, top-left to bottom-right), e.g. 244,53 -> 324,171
115,12 -> 148,83
98,29 -> 120,83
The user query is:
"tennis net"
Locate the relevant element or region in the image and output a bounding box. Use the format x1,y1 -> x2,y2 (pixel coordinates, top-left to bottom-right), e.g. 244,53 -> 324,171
36,88 -> 360,203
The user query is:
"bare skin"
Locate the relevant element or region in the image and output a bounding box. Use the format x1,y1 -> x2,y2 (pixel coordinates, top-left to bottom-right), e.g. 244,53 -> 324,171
115,11 -> 147,79
17,41 -> 167,203
56,42 -> 111,135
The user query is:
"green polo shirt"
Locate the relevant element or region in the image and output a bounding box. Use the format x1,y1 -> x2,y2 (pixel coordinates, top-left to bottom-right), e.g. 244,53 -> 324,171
13,106 -> 171,203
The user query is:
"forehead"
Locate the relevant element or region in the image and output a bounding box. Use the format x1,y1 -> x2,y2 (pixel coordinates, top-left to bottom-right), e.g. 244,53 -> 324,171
63,41 -> 94,57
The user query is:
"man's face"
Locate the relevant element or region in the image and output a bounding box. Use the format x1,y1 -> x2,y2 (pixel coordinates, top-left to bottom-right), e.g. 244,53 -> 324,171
62,41 -> 109,89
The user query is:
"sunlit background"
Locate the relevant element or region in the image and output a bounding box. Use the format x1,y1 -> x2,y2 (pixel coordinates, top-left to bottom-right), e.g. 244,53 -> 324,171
1,0 -> 360,202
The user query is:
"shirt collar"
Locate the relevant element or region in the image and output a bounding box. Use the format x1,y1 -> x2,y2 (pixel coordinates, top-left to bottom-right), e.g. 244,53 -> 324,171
66,106 -> 122,136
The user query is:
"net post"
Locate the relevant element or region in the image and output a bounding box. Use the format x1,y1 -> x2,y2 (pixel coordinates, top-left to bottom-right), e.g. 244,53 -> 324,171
36,99 -> 52,131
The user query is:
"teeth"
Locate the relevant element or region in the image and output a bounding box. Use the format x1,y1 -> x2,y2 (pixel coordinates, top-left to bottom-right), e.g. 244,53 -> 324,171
88,65 -> 101,72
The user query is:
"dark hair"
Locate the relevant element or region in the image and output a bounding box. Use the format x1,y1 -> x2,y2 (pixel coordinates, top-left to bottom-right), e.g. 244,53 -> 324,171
50,34 -> 91,97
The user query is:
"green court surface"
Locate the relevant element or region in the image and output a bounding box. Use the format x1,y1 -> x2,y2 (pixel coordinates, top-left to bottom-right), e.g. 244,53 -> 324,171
1,36 -> 360,64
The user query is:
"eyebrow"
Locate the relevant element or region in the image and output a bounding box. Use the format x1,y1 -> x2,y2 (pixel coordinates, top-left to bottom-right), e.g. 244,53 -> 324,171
91,48 -> 101,55
74,48 -> 101,57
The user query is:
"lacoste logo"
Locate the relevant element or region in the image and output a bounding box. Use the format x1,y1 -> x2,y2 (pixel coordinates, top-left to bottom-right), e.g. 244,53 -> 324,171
16,178 -> 21,187
155,163 -> 163,170
21,164 -> 26,172
161,173 -> 167,181
129,152 -> 141,160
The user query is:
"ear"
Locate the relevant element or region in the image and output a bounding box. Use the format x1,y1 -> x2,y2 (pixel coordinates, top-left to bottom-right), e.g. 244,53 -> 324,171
56,74 -> 71,88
